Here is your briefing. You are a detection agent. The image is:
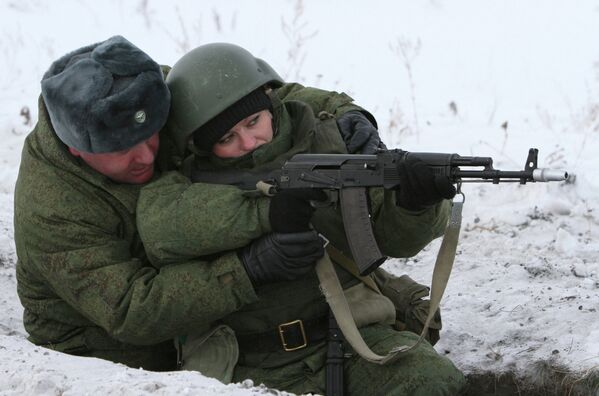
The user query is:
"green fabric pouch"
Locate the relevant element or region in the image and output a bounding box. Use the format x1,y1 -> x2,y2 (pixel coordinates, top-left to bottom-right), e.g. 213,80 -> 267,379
179,324 -> 239,383
372,269 -> 442,345
344,282 -> 396,328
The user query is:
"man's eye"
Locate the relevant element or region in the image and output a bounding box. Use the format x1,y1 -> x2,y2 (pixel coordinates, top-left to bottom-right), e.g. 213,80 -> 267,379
109,148 -> 130,157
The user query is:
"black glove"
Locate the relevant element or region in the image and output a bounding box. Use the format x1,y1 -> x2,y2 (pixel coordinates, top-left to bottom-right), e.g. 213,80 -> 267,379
396,157 -> 456,211
238,231 -> 325,286
269,189 -> 327,233
336,111 -> 385,154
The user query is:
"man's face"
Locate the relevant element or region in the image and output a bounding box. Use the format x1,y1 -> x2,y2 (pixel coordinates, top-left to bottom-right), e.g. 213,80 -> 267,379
69,132 -> 160,184
211,110 -> 274,158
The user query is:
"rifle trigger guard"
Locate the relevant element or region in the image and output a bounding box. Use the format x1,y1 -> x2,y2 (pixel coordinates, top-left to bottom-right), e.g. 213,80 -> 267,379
310,191 -> 336,209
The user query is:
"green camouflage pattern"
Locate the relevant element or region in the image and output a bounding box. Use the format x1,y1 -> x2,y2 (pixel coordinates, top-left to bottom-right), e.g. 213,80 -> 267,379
138,86 -> 449,263
274,82 -> 370,122
136,172 -> 272,264
136,86 -> 463,394
14,96 -> 260,370
232,324 -> 466,395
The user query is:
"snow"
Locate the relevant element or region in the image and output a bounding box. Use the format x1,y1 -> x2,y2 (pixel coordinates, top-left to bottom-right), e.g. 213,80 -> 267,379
0,334 -> 278,396
1,0 -> 598,394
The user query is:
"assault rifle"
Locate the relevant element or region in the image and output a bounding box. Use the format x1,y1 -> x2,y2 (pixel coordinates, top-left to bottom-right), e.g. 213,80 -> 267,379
192,148 -> 569,276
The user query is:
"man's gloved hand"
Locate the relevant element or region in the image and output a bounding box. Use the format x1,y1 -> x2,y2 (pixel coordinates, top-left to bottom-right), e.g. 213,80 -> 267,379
269,189 -> 327,233
336,111 -> 385,154
396,157 -> 456,211
238,231 -> 325,287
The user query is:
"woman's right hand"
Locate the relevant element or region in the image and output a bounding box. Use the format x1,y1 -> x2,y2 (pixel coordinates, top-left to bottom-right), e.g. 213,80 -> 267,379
268,189 -> 327,233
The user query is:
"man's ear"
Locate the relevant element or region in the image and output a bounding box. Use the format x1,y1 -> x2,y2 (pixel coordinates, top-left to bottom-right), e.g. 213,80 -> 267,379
68,146 -> 81,157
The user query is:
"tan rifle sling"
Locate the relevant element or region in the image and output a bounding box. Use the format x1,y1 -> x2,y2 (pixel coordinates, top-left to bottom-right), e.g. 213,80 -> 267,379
316,199 -> 464,365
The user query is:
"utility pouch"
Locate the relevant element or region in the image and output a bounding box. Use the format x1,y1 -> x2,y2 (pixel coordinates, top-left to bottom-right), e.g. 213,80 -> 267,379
177,324 -> 239,383
372,269 -> 442,345
344,282 -> 396,328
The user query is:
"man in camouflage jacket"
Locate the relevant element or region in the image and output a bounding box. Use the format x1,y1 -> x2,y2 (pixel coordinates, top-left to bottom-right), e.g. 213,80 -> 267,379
14,36 -> 386,372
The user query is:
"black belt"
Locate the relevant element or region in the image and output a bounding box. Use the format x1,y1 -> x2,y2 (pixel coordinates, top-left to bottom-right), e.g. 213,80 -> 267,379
236,315 -> 328,353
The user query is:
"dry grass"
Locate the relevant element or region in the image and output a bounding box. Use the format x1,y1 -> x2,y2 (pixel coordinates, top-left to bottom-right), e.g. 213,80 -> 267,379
464,360 -> 599,396
280,0 -> 318,83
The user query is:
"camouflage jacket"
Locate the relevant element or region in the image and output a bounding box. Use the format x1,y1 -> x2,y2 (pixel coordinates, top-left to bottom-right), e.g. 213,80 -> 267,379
14,97 -> 259,370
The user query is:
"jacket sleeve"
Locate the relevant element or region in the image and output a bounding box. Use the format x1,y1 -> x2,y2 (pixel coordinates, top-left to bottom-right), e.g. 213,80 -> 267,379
137,171 -> 272,265
16,181 -> 259,346
370,189 -> 451,257
310,188 -> 451,259
276,83 -> 377,126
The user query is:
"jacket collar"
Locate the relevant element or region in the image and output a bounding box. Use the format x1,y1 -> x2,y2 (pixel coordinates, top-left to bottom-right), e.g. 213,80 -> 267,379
29,95 -> 140,214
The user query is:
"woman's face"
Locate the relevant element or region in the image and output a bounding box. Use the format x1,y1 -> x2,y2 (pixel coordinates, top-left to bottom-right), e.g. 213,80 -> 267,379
211,110 -> 274,158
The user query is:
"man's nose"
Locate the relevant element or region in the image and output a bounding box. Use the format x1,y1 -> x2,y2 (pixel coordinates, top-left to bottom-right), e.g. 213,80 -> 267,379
133,140 -> 156,164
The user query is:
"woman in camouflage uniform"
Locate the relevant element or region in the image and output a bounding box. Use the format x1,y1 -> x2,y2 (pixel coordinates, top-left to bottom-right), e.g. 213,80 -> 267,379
137,43 -> 465,395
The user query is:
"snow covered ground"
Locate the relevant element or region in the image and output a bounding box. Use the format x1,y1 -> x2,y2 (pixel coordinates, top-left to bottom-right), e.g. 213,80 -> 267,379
1,1 -> 598,394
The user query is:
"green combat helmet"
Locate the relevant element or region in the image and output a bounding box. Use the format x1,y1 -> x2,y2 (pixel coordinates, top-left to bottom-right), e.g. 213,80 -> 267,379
166,42 -> 284,154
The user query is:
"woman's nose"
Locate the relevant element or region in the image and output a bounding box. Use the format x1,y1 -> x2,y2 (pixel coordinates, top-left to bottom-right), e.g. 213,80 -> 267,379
238,130 -> 257,151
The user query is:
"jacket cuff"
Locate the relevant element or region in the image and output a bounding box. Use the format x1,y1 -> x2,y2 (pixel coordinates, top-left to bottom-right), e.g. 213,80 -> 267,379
257,196 -> 272,233
215,251 -> 259,303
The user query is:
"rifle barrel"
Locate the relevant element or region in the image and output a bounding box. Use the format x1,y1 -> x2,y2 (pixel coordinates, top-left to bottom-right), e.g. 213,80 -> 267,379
454,168 -> 568,183
532,168 -> 569,182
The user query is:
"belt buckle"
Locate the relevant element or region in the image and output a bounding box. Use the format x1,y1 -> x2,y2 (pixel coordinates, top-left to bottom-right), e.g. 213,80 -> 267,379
278,319 -> 307,351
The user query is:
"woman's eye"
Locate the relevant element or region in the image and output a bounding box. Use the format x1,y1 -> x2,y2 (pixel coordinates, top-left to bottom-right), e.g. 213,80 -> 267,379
248,115 -> 260,126
218,135 -> 233,145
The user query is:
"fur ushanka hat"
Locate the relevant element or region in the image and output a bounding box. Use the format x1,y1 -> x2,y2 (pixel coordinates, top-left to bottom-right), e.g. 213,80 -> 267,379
41,35 -> 170,153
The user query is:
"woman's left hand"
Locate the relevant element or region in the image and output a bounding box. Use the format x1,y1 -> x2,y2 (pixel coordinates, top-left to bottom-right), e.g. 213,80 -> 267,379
336,111 -> 384,154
